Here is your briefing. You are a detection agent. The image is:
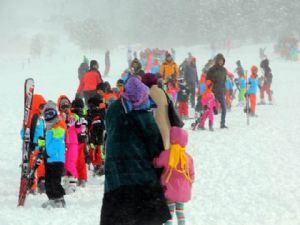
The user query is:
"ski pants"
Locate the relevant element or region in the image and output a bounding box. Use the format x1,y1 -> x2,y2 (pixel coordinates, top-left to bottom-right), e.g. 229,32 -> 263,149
260,83 -> 272,102
45,162 -> 65,200
29,150 -> 45,191
188,84 -> 196,108
89,144 -> 103,167
178,101 -> 189,117
215,94 -> 227,126
65,143 -> 78,178
76,143 -> 87,181
165,202 -> 185,225
249,94 -> 256,114
199,109 -> 214,127
238,88 -> 246,102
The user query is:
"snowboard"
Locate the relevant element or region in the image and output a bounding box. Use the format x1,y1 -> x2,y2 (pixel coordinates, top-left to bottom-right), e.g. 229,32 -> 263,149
17,78 -> 35,207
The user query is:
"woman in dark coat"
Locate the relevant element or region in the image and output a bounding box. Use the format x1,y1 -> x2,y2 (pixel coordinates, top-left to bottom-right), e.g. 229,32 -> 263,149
100,77 -> 170,225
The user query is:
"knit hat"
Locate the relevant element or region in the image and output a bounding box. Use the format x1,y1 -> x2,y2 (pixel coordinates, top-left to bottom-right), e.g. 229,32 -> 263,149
71,98 -> 84,109
251,65 -> 258,74
142,73 -> 158,88
90,60 -> 98,69
43,101 -> 58,122
122,77 -> 149,108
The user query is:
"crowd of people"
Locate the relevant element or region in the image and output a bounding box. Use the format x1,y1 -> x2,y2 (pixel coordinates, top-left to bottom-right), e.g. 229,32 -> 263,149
22,48 -> 274,225
274,36 -> 299,61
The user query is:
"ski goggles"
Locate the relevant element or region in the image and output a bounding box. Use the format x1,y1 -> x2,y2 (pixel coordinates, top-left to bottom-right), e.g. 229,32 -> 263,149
43,108 -> 58,121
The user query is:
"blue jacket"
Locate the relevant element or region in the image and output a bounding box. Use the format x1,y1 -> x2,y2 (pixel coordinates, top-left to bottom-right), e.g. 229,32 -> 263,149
45,122 -> 66,163
238,78 -> 246,89
247,76 -> 259,94
151,65 -> 160,74
33,119 -> 45,147
225,78 -> 233,90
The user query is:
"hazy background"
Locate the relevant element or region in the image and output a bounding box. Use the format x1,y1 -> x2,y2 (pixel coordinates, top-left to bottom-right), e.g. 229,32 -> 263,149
0,0 -> 299,55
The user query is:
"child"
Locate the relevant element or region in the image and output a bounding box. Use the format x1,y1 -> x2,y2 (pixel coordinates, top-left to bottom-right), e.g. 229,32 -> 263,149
116,79 -> 125,97
29,94 -> 47,194
87,96 -> 106,176
153,127 -> 195,225
177,83 -> 190,119
40,101 -> 66,208
237,74 -> 247,106
71,98 -> 88,187
198,80 -> 217,131
247,66 -> 259,116
57,96 -> 81,194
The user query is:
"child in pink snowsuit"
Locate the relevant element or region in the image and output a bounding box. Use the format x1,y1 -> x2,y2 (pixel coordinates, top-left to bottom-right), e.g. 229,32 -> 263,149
153,127 -> 195,225
199,80 -> 217,131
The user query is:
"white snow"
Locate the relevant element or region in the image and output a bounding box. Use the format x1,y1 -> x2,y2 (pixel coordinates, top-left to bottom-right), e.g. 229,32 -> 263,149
0,42 -> 300,225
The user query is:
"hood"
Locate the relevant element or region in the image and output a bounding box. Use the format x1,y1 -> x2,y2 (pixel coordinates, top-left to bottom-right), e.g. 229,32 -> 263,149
57,95 -> 71,113
170,127 -> 188,147
214,53 -> 225,65
31,94 -> 46,115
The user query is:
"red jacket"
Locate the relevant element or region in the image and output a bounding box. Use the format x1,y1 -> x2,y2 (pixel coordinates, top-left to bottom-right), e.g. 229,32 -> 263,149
77,70 -> 102,94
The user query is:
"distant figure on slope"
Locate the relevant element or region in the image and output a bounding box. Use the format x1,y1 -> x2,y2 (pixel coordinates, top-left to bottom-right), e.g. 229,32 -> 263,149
259,59 -> 273,104
153,127 -> 195,225
247,66 -> 259,116
104,50 -> 110,76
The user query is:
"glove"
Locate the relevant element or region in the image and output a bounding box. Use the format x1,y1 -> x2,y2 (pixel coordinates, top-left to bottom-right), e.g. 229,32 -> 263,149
78,117 -> 88,126
90,143 -> 96,150
213,107 -> 218,115
37,137 -> 45,148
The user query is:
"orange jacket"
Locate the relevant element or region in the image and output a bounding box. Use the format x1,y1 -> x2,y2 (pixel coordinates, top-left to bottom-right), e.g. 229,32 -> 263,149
28,94 -> 46,128
160,61 -> 179,82
77,70 -> 102,94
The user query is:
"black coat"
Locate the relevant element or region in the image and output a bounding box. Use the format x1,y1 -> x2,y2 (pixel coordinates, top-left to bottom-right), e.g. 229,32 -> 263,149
206,65 -> 227,97
184,64 -> 198,87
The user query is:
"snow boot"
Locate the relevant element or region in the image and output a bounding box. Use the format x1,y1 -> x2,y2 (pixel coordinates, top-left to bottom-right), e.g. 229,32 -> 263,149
209,122 -> 214,132
38,178 -> 46,194
42,197 -> 66,208
77,180 -> 87,188
63,176 -> 77,194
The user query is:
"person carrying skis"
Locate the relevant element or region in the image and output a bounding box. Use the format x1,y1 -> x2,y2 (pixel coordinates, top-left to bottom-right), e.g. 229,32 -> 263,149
153,127 -> 195,225
206,53 -> 228,128
76,60 -> 103,105
247,65 -> 259,116
71,98 -> 88,187
57,96 -> 82,194
39,101 -> 66,208
198,80 -> 218,131
259,59 -> 273,104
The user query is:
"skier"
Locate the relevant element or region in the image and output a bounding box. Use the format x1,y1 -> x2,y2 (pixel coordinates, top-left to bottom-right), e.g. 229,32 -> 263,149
259,58 -> 273,104
160,52 -> 179,86
153,127 -> 195,225
71,98 -> 88,187
198,80 -> 218,131
247,66 -> 259,116
27,94 -> 46,194
184,57 -> 198,108
129,58 -> 145,79
104,50 -> 110,76
225,75 -> 234,111
40,101 -> 66,208
87,96 -> 106,176
76,60 -> 103,105
206,53 -> 228,128
57,96 -> 81,194
177,82 -> 190,119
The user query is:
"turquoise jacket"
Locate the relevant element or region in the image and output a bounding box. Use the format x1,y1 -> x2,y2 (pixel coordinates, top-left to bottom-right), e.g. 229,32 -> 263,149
247,76 -> 259,94
45,122 -> 66,163
225,78 -> 233,90
238,78 -> 246,89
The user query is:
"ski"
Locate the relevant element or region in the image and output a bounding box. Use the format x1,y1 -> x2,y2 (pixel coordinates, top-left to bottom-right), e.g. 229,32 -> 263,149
17,78 -> 35,207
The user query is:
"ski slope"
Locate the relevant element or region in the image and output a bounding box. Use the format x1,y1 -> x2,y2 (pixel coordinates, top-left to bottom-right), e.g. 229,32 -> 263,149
0,43 -> 299,225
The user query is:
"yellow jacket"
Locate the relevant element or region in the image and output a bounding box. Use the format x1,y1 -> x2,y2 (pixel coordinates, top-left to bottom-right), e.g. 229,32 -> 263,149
160,61 -> 179,82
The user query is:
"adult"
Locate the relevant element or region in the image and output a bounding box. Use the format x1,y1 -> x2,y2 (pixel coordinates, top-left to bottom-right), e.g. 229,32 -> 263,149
104,50 -> 110,76
78,62 -> 89,81
206,53 -> 228,128
129,58 -> 145,79
259,59 -> 273,104
100,77 -> 170,225
160,52 -> 179,84
184,57 -> 199,108
76,60 -> 103,105
142,73 -> 171,150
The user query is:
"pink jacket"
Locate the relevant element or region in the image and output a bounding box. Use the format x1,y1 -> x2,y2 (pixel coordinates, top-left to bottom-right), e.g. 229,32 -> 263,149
65,113 -> 82,144
153,127 -> 195,203
201,91 -> 216,111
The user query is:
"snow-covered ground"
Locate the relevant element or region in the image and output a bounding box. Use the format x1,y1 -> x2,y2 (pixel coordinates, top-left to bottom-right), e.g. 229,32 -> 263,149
0,42 -> 299,225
